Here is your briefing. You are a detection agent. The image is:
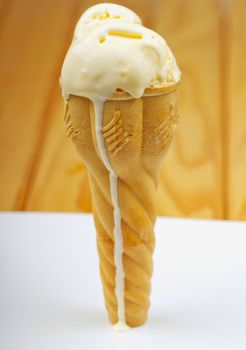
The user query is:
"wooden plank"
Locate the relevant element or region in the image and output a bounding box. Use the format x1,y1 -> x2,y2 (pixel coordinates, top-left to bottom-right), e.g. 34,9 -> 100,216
155,0 -> 223,218
228,0 -> 246,220
0,0 -> 79,210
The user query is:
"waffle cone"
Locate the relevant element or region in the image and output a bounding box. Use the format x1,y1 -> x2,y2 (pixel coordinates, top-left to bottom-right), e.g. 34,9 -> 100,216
64,83 -> 179,327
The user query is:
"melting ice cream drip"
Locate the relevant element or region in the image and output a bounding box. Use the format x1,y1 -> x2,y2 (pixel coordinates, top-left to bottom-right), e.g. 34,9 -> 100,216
93,99 -> 128,331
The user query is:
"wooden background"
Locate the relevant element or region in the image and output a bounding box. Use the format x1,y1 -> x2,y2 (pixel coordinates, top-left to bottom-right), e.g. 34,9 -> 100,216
0,0 -> 245,220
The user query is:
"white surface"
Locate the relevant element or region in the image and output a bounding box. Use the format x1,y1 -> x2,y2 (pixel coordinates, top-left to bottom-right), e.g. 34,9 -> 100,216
0,213 -> 246,350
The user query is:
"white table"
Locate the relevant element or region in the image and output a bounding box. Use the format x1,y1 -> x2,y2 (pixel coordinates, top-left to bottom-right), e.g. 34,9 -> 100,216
0,213 -> 246,350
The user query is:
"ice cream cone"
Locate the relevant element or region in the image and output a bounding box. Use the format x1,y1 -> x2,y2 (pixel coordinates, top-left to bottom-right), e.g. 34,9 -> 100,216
64,83 -> 179,327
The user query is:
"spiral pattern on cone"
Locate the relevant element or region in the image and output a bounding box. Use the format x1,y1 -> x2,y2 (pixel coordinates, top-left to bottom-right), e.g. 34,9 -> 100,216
64,89 -> 179,327
88,169 -> 155,326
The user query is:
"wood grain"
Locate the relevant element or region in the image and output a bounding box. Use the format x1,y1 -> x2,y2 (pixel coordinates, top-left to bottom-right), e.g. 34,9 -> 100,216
0,0 -> 79,210
155,0 -> 223,218
228,0 -> 246,220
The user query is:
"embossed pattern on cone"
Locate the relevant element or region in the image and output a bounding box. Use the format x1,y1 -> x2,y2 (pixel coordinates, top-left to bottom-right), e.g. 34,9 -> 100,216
64,87 -> 179,327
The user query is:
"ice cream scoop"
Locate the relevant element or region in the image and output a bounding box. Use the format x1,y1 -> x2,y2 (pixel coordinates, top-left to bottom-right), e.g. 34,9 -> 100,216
61,4 -> 180,100
61,3 -> 181,331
